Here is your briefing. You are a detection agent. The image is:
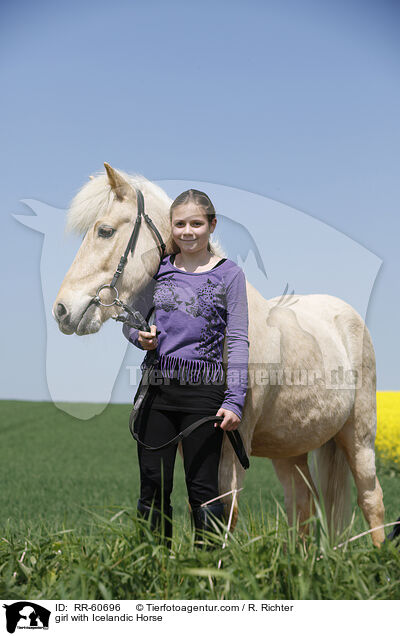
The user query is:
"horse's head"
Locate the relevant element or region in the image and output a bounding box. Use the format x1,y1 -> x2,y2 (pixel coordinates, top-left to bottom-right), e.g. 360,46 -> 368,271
53,163 -> 172,335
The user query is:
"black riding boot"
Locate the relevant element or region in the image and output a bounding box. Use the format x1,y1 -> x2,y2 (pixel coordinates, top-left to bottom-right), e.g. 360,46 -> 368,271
137,500 -> 173,548
191,502 -> 225,549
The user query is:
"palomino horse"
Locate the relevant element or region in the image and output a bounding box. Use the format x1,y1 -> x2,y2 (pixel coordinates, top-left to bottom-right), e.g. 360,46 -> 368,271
53,163 -> 385,547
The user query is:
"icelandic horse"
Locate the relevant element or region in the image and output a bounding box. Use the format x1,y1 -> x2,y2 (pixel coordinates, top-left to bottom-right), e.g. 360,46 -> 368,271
53,163 -> 385,546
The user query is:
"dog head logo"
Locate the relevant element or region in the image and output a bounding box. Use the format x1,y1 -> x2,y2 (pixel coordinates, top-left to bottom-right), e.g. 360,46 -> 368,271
3,602 -> 50,633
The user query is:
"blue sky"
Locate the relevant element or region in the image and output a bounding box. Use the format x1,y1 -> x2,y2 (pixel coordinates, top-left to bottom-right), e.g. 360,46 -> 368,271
2,0 -> 400,407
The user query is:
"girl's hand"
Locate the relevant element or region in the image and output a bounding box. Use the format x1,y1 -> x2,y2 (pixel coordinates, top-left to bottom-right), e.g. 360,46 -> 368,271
138,324 -> 158,350
214,407 -> 240,431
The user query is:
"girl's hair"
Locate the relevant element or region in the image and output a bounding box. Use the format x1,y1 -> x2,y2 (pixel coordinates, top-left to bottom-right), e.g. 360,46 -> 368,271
169,189 -> 216,254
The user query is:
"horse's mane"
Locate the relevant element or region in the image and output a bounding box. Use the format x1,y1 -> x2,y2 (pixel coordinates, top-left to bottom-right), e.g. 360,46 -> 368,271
65,170 -> 172,235
65,169 -> 226,257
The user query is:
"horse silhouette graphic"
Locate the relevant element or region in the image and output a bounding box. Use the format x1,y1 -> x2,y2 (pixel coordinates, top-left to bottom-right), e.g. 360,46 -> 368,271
3,602 -> 50,633
13,181 -> 381,422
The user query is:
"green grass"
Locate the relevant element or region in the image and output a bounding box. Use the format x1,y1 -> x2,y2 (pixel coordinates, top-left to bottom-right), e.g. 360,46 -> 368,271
1,400 -> 399,600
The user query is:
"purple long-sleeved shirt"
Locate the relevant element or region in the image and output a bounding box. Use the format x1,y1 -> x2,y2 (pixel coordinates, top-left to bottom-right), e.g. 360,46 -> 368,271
122,255 -> 249,418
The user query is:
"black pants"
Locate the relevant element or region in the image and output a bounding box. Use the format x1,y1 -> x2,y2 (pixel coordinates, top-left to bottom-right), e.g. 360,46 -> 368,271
137,405 -> 224,511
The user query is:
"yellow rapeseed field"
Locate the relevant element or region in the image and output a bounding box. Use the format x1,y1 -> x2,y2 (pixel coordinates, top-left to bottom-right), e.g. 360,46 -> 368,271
376,392 -> 400,465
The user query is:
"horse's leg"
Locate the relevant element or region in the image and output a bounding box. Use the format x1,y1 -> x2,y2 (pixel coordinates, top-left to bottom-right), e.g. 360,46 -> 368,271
272,454 -> 316,533
335,417 -> 385,547
332,313 -> 385,547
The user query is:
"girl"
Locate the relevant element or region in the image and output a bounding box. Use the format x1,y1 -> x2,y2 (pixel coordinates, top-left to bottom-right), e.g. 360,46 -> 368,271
123,189 -> 249,547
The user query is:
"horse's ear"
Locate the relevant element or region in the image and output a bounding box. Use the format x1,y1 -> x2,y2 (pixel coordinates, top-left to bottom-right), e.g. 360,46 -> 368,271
104,162 -> 134,200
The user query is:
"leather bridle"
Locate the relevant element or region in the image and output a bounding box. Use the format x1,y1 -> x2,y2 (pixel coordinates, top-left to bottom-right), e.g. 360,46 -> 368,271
90,187 -> 166,331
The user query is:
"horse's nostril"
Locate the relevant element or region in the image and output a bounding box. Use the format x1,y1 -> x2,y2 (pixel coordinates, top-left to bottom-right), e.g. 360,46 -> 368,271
56,302 -> 68,319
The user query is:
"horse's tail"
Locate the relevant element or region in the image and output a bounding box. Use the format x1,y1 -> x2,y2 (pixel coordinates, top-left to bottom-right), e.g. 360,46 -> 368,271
310,439 -> 352,539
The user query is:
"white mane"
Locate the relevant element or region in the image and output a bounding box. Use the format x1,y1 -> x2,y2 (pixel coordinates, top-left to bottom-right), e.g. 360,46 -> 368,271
65,169 -> 172,235
65,168 -> 226,257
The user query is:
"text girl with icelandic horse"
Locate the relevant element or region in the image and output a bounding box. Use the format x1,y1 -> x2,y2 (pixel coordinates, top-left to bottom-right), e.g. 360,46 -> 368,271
123,189 -> 249,547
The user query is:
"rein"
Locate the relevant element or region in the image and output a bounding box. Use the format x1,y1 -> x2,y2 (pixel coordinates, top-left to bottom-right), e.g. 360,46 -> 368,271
89,187 -> 250,470
130,410 -> 249,470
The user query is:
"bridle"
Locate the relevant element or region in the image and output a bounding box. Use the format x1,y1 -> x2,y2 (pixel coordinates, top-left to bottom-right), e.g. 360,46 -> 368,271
90,187 -> 166,331
87,187 -> 250,470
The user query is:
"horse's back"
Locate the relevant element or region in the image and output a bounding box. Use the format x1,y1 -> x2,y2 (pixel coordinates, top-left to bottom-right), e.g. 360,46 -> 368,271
266,293 -> 364,324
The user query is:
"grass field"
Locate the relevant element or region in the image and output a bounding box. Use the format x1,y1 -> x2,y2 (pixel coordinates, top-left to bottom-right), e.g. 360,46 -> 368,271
0,398 -> 399,600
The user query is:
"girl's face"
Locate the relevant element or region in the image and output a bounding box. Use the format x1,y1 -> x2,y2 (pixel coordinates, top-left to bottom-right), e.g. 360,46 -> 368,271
171,202 -> 216,255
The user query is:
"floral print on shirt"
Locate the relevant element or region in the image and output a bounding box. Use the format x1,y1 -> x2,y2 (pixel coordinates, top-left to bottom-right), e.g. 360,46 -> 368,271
153,275 -> 227,361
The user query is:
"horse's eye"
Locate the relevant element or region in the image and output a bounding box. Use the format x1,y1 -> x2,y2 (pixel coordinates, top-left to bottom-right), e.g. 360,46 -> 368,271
98,226 -> 115,238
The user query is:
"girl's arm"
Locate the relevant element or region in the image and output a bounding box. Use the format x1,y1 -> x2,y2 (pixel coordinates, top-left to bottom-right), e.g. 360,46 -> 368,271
122,278 -> 156,349
220,269 -> 249,419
